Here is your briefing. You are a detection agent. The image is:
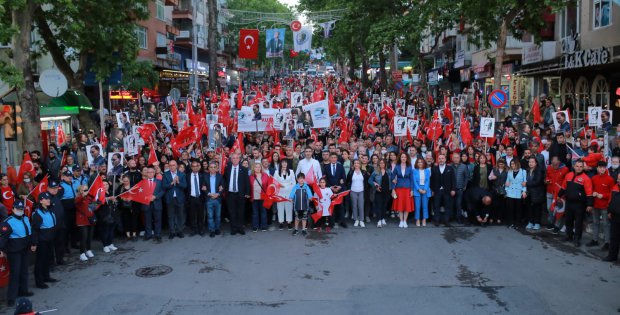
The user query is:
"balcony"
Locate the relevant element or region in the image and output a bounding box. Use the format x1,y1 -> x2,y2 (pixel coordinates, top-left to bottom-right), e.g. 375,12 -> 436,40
166,24 -> 180,36
172,2 -> 193,20
165,0 -> 179,6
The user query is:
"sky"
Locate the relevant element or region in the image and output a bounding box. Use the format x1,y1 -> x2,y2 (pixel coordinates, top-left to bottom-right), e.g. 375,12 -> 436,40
278,0 -> 299,8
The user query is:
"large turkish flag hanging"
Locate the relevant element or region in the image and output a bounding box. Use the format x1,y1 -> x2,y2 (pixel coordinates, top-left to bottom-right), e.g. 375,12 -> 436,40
238,29 -> 259,59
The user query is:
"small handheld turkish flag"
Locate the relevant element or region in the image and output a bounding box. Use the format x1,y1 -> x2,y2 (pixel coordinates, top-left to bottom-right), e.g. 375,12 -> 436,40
87,175 -> 106,204
117,179 -> 155,205
239,29 -> 259,59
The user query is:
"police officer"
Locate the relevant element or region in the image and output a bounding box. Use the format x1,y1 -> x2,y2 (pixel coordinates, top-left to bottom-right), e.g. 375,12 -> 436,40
31,192 -> 58,289
60,171 -> 78,260
0,201 -> 34,307
46,181 -> 65,265
558,160 -> 594,247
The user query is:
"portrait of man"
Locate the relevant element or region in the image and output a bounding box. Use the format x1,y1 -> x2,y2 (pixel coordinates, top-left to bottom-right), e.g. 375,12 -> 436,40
86,144 -> 105,167
107,152 -> 124,176
252,104 -> 262,121
600,110 -> 613,132
116,112 -> 131,134
266,29 -> 284,58
145,104 -> 158,122
209,123 -> 226,149
286,119 -> 297,140
553,111 -> 571,133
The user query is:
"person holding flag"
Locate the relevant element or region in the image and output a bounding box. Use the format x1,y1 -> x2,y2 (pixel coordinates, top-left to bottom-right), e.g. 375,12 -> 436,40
75,185 -> 95,261
142,167 -> 165,243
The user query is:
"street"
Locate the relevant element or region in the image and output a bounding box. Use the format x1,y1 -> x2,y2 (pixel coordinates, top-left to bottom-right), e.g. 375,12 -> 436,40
2,225 -> 618,314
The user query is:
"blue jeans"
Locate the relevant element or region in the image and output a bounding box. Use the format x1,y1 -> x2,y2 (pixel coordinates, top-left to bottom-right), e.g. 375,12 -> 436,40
453,189 -> 464,220
252,200 -> 268,230
100,223 -> 115,247
206,199 -> 222,232
414,195 -> 429,220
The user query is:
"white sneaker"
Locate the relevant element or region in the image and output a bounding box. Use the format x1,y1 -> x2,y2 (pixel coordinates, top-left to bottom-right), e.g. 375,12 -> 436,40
108,244 -> 118,251
377,221 -> 382,228
103,246 -> 111,253
354,220 -> 359,227
403,222 -> 408,228
86,250 -> 94,258
526,222 -> 534,230
360,221 -> 365,228
381,219 -> 386,226
398,221 -> 404,228
79,253 -> 88,261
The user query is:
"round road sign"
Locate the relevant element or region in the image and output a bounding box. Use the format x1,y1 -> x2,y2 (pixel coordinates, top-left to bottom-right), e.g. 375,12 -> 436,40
290,20 -> 302,32
488,89 -> 507,108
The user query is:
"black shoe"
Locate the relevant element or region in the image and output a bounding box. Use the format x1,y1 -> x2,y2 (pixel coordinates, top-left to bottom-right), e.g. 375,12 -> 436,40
238,230 -> 246,235
292,229 -> 298,236
574,240 -> 581,247
209,232 -> 215,238
301,229 -> 308,236
551,227 -> 560,235
144,236 -> 152,241
199,231 -> 205,237
177,232 -> 185,238
7,299 -> 14,307
18,291 -> 34,297
44,278 -> 59,283
586,240 -> 599,247
339,222 -> 348,228
261,228 -> 268,232
168,234 -> 175,240
602,255 -> 618,262
562,236 -> 573,242
189,231 -> 196,237
545,224 -> 556,231
155,236 -> 162,243
56,260 -> 65,265
36,283 -> 49,289
131,237 -> 138,242
215,230 -> 221,235
444,223 -> 452,228
287,223 -> 293,230
602,243 -> 610,251
231,230 -> 237,235
279,223 -> 284,230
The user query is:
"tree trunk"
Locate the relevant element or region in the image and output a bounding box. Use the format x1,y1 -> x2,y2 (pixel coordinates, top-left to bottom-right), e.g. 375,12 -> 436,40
358,43 -> 370,88
347,49 -> 356,80
379,52 -> 388,92
493,17 -> 508,91
207,0 -> 218,92
13,0 -> 41,153
390,42 -> 398,73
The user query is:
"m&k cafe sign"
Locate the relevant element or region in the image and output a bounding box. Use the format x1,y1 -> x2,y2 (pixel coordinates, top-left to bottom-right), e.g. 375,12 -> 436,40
564,47 -> 610,69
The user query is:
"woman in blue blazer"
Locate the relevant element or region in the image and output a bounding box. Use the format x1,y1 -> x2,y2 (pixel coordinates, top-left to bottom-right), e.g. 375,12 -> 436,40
505,159 -> 527,228
412,158 -> 431,226
391,152 -> 415,228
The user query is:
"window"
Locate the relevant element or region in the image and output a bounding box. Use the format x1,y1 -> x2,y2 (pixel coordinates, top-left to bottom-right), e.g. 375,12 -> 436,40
157,32 -> 167,49
591,75 -> 609,108
156,0 -> 165,21
593,0 -> 612,29
560,4 -> 579,39
135,26 -> 147,49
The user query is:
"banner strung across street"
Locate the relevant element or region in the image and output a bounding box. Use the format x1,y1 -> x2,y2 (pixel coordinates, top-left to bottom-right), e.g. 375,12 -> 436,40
266,28 -> 285,58
293,26 -> 312,52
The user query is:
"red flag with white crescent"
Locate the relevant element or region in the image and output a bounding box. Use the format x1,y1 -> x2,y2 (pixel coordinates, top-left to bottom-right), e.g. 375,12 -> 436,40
17,152 -> 35,184
30,174 -> 49,201
117,179 -> 156,205
238,29 -> 259,59
87,175 -> 106,204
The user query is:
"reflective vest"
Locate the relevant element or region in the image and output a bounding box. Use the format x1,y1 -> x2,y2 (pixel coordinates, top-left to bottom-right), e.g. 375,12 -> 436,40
36,209 -> 56,229
5,216 -> 31,238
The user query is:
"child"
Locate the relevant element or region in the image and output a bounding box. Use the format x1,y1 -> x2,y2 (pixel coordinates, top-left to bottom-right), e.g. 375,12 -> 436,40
289,173 -> 313,236
316,178 -> 334,232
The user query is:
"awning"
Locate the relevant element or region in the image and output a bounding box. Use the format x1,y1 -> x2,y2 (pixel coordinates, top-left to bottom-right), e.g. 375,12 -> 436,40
39,105 -> 79,117
48,90 -> 93,110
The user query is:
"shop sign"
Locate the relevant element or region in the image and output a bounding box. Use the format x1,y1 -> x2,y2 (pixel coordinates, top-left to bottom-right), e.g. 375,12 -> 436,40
454,50 -> 466,68
522,44 -> 542,65
427,71 -> 438,84
564,47 -> 610,69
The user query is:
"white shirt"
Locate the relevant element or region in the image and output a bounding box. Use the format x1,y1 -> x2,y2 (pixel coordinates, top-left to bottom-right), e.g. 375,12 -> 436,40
229,165 -> 239,192
418,169 -> 425,186
439,164 -> 446,174
351,171 -> 364,192
191,172 -> 200,197
171,171 -> 177,197
296,158 -> 322,179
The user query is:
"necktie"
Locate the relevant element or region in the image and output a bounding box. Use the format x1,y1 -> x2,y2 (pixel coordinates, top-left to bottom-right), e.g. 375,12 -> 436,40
193,174 -> 199,197
233,167 -> 238,192
332,164 -> 335,176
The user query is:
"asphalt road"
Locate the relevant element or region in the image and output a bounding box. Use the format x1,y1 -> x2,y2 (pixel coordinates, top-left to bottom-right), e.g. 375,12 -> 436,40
1,224 -> 618,315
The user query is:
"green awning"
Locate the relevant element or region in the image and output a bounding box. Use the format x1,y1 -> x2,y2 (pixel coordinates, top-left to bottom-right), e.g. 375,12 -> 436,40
39,105 -> 80,116
49,90 -> 93,110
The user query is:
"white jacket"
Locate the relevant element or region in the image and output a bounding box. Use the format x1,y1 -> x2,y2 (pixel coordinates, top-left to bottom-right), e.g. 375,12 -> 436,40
274,169 -> 296,198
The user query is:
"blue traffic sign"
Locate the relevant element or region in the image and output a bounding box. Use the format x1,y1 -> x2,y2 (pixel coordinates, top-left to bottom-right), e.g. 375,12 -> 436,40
488,89 -> 507,108
393,81 -> 404,91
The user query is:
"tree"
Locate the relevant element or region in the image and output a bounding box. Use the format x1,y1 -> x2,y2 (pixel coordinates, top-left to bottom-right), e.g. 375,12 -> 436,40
460,0 -> 574,90
207,0 -> 218,91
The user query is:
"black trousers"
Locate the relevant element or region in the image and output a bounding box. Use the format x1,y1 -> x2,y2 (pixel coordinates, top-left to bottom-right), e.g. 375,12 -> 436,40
79,226 -> 94,253
608,220 -> 620,259
528,201 -> 544,225
187,196 -> 205,233
121,204 -> 141,234
565,202 -> 586,240
226,193 -> 246,232
505,197 -> 522,226
52,228 -> 66,264
491,193 -> 506,222
35,240 -> 52,285
61,199 -> 77,247
6,248 -> 29,300
433,190 -> 452,224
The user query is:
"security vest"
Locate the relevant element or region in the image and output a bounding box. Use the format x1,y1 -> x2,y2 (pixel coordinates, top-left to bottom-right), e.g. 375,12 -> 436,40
5,216 -> 31,238
36,209 -> 56,229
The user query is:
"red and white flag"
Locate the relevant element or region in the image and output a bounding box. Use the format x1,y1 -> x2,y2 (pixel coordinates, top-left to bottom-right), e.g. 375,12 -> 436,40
17,152 -> 35,184
238,29 -> 259,59
57,124 -> 67,145
30,174 -> 48,201
87,175 -> 106,204
117,179 -> 156,205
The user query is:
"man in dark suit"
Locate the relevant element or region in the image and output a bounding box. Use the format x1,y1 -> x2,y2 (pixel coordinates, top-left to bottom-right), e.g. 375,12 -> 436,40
142,167 -> 165,242
205,161 -> 224,238
430,154 -> 456,227
223,153 -> 250,235
163,160 -> 187,239
324,152 -> 347,228
186,160 -> 207,236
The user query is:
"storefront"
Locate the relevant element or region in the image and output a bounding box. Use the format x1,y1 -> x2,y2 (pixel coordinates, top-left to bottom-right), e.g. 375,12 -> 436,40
157,69 -> 209,98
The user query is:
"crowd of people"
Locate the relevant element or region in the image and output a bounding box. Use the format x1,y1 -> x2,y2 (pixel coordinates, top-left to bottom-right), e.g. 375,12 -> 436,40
0,74 -> 619,308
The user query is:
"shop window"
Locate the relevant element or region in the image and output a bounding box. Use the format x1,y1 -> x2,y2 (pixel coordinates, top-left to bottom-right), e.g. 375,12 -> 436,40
561,78 -> 574,106
593,0 -> 612,29
575,76 -> 590,128
135,26 -> 147,49
591,75 -> 610,108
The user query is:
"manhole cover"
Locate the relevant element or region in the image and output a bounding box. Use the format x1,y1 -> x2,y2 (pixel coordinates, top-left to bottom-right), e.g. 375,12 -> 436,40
135,265 -> 173,278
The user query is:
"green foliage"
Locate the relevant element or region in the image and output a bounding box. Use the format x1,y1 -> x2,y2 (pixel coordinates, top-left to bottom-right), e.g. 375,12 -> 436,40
121,60 -> 159,91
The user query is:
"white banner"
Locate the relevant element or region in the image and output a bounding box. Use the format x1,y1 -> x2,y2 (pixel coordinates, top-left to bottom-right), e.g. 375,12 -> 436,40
394,116 -> 407,137
479,117 -> 495,138
293,27 -> 312,52
303,100 -> 330,129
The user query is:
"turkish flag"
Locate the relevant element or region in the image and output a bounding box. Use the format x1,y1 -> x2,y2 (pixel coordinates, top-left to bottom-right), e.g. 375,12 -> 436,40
117,179 -> 156,205
171,100 -> 180,126
459,117 -> 473,146
239,29 -> 259,59
24,199 -> 34,218
148,144 -> 158,166
30,174 -> 49,201
100,130 -> 108,149
88,175 -> 106,204
305,165 -> 321,199
17,152 -> 35,184
311,190 -> 350,222
137,123 -> 158,141
57,124 -> 67,145
232,133 -> 245,154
